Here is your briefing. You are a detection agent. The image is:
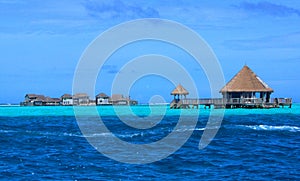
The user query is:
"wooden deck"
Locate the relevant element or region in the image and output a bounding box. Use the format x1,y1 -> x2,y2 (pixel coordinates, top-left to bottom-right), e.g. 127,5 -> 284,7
170,98 -> 292,109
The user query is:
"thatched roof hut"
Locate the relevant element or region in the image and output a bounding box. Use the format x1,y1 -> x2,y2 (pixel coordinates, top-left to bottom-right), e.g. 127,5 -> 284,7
171,84 -> 189,102
220,65 -> 273,102
171,84 -> 189,96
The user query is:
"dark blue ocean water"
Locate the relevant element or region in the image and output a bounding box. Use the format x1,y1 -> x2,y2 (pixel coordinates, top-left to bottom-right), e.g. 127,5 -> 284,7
0,106 -> 299,180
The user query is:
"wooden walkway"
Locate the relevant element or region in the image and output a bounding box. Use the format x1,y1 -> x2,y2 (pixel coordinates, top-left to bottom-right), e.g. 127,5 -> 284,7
170,98 -> 292,109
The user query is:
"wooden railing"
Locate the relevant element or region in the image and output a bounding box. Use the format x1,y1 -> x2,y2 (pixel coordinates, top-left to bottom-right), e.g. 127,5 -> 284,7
182,98 -> 222,105
171,97 -> 292,109
180,98 -> 292,105
270,98 -> 292,104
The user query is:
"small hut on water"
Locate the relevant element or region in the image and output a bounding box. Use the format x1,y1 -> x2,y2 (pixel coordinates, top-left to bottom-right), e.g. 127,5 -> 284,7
220,65 -> 277,108
170,84 -> 189,109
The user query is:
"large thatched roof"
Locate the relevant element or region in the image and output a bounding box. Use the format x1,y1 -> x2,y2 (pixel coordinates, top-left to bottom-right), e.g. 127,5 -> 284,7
171,84 -> 189,95
220,65 -> 273,93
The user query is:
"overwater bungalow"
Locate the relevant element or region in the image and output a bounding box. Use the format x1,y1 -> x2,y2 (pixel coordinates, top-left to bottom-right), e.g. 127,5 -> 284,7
61,94 -> 73,106
21,94 -> 60,106
109,94 -> 138,106
21,94 -> 45,106
170,84 -> 189,109
96,93 -> 110,105
73,93 -> 89,106
21,92 -> 138,106
95,93 -> 138,106
44,97 -> 61,106
220,65 -> 280,108
170,65 -> 292,109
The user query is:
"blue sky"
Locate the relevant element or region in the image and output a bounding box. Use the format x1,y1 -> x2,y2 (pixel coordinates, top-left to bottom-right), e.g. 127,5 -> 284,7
0,0 -> 300,103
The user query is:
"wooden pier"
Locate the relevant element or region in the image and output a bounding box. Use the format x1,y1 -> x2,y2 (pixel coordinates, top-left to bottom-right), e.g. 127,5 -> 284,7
170,98 -> 292,109
170,66 -> 293,109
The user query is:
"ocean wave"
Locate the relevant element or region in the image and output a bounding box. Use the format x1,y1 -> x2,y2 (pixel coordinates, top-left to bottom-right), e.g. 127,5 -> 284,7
83,133 -> 113,137
0,129 -> 85,138
174,125 -> 223,132
241,125 -> 300,132
194,127 -> 206,131
117,132 -> 143,138
0,129 -> 17,133
83,132 -> 149,138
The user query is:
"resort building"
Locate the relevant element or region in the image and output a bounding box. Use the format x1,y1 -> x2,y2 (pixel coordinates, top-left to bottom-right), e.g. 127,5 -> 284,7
220,65 -> 275,108
21,92 -> 138,106
221,65 -> 273,100
21,94 -> 60,106
95,93 -> 138,106
73,93 -> 89,106
44,97 -> 61,106
109,94 -> 138,106
61,94 -> 73,106
23,94 -> 46,106
96,93 -> 110,105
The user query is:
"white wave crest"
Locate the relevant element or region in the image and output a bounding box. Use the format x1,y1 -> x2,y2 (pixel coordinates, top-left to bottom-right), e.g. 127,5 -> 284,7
243,125 -> 300,132
0,129 -> 17,133
83,132 -> 113,137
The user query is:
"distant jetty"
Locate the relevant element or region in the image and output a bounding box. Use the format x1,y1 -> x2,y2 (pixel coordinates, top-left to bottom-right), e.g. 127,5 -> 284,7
170,65 -> 292,109
20,93 -> 138,106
